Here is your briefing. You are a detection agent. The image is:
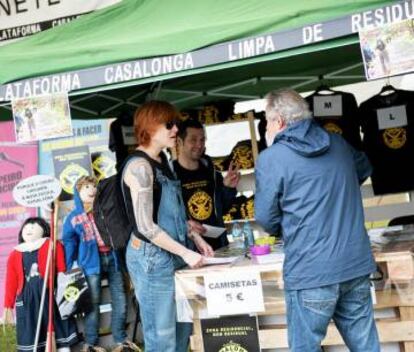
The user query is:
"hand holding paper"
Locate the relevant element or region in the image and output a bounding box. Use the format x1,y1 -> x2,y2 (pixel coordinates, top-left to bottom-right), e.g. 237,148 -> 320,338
202,256 -> 240,266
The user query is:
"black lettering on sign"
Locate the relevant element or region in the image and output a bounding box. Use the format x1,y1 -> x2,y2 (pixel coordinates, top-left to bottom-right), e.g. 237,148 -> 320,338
0,0 -> 11,15
15,0 -> 28,14
389,113 -> 396,120
324,102 -> 332,109
1,0 -> 61,16
35,0 -> 61,8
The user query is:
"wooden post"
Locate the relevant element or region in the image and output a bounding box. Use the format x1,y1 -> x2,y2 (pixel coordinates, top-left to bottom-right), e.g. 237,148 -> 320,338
247,111 -> 259,163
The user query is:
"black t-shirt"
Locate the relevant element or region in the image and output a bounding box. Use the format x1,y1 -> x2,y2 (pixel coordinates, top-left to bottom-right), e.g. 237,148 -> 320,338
109,113 -> 138,171
359,89 -> 414,195
225,139 -> 255,170
173,160 -> 229,250
173,160 -> 218,226
306,91 -> 362,149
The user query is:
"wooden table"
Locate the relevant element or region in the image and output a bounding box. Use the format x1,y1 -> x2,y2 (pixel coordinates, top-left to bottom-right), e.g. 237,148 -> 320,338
175,235 -> 414,351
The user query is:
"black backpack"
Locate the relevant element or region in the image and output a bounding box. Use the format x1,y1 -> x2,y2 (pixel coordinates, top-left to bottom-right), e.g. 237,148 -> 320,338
93,151 -> 154,250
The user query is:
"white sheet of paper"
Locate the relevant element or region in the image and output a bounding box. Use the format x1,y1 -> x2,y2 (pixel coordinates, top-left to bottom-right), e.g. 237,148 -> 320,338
203,256 -> 239,266
376,105 -> 407,130
202,225 -> 226,238
252,252 -> 285,264
313,95 -> 343,117
204,270 -> 265,316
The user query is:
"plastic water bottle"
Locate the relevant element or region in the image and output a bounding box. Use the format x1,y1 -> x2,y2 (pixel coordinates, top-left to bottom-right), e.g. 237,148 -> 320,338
243,222 -> 255,248
231,223 -> 245,249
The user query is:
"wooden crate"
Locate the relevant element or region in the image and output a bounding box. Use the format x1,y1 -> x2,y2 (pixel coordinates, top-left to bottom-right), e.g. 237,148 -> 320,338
175,242 -> 414,351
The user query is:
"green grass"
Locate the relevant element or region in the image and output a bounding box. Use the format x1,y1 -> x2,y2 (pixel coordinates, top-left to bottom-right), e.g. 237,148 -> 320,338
0,324 -> 16,351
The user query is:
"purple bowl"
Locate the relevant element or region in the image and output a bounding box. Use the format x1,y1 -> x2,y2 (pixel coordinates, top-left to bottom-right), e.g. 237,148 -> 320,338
250,244 -> 271,256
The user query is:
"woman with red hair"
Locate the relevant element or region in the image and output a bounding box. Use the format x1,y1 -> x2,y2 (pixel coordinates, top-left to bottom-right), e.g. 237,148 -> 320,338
123,101 -> 213,352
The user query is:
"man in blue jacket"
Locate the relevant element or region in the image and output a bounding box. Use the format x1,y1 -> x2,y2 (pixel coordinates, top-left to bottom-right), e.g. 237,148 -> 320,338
255,89 -> 379,351
63,176 -> 139,352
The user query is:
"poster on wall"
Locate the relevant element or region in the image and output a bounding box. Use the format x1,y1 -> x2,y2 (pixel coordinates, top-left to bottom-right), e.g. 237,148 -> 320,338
39,118 -> 116,179
360,18 -> 414,80
52,145 -> 92,201
0,144 -> 38,318
12,93 -> 72,143
39,118 -> 116,236
0,0 -> 121,44
0,121 -> 19,143
201,315 -> 261,352
92,150 -> 117,181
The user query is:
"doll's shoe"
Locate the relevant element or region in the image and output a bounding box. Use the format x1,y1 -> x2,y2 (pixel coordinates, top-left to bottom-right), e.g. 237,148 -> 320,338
111,340 -> 142,352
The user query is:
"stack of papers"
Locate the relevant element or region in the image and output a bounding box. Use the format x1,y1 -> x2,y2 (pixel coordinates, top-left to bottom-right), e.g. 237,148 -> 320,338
202,225 -> 226,238
202,256 -> 239,266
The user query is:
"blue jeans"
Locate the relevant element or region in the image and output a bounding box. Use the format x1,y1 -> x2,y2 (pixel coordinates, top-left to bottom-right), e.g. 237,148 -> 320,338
285,275 -> 379,351
126,240 -> 192,352
84,252 -> 127,345
126,162 -> 192,351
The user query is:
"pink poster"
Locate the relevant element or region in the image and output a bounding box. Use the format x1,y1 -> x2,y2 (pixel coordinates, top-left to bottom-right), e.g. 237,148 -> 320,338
0,121 -> 16,143
0,144 -> 38,317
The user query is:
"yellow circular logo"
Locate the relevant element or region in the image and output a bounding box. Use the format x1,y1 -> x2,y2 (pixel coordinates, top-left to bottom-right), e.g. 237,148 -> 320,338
63,285 -> 80,302
383,128 -> 406,149
92,155 -> 116,181
60,164 -> 89,194
232,145 -> 254,169
323,122 -> 343,135
188,191 -> 212,221
218,342 -> 248,352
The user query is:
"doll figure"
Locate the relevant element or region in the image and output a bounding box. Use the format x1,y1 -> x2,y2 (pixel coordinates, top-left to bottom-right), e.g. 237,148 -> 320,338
63,176 -> 139,352
3,217 -> 78,352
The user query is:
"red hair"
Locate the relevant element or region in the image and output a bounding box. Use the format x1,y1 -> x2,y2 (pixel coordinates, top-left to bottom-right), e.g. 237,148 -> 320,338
134,101 -> 177,147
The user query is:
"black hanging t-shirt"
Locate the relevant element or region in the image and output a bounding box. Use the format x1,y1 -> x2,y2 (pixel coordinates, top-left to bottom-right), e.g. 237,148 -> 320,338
306,91 -> 362,149
225,139 -> 255,170
359,89 -> 414,195
173,160 -> 218,226
109,112 -> 138,171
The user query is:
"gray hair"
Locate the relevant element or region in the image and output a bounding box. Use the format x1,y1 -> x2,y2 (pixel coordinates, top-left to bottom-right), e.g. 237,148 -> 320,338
265,89 -> 311,125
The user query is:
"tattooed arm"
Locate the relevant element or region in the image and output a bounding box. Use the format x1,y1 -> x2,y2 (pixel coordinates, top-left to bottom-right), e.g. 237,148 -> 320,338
124,157 -> 203,267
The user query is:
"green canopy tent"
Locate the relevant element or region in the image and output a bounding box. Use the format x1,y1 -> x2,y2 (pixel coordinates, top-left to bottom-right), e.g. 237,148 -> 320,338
0,0 -> 410,120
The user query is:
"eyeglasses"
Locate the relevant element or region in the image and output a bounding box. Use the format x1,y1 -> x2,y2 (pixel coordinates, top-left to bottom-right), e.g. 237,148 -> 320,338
165,120 -> 179,130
